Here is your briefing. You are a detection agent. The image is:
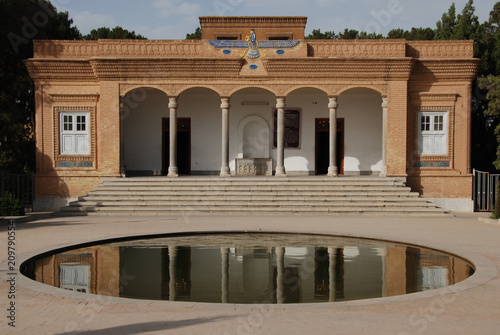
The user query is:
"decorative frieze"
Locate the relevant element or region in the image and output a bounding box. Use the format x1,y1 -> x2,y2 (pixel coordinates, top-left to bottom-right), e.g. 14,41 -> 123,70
33,40 -> 99,58
49,93 -> 99,102
407,41 -> 474,59
308,40 -> 406,58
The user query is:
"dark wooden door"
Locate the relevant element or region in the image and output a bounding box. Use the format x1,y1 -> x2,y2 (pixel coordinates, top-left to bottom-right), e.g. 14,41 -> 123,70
163,118 -> 191,175
315,118 -> 344,175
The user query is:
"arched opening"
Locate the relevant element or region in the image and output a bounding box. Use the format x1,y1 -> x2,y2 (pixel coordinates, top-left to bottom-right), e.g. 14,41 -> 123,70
176,87 -> 220,175
338,88 -> 383,175
230,88 -> 275,174
121,87 -> 169,176
286,87 -> 329,175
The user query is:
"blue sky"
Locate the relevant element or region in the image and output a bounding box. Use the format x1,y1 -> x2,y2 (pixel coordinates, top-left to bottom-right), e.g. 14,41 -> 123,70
51,0 -> 499,39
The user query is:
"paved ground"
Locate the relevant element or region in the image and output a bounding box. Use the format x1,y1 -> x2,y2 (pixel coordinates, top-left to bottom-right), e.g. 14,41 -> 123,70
1,212 -> 499,335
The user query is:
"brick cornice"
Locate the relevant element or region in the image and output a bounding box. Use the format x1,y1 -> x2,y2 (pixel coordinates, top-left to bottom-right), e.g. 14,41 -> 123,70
89,58 -> 246,79
199,16 -> 308,27
412,59 -> 481,80
24,59 -> 95,80
262,58 -> 416,80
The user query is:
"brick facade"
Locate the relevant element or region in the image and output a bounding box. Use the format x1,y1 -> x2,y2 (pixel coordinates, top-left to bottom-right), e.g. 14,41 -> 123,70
25,16 -> 480,210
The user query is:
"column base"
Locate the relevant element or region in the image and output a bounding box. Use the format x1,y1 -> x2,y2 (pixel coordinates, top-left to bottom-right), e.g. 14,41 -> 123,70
220,167 -> 231,177
327,166 -> 338,177
275,166 -> 286,177
380,166 -> 388,178
168,167 -> 179,178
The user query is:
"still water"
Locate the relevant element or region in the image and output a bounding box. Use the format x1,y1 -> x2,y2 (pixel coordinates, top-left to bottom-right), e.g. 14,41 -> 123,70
21,233 -> 474,304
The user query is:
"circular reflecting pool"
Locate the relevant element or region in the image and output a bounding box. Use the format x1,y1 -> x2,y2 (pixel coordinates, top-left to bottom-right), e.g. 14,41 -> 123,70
21,233 -> 474,304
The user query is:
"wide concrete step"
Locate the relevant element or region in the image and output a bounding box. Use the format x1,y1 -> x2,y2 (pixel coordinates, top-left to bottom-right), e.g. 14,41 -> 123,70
61,206 -> 448,216
98,181 -> 407,187
69,200 -> 435,208
100,177 -> 407,184
80,195 -> 422,202
87,190 -> 419,197
57,176 -> 449,216
92,186 -> 415,193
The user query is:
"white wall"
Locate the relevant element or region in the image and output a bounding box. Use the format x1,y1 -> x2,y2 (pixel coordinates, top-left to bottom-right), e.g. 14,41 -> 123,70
178,89 -> 221,173
338,90 -> 383,174
123,89 -> 168,174
123,87 -> 383,175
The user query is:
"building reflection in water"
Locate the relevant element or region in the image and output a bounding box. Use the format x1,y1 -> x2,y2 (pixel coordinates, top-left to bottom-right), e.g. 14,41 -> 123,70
23,234 -> 474,304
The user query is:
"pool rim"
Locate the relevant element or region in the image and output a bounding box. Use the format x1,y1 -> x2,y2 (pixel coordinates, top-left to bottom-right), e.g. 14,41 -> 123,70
11,230 -> 498,309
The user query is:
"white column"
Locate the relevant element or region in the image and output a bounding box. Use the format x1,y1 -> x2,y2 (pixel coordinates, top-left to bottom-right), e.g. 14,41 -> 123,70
168,97 -> 178,177
328,97 -> 338,177
276,97 -> 286,177
220,97 -> 231,177
328,247 -> 335,302
275,246 -> 285,304
168,245 -> 177,301
381,96 -> 388,177
221,247 -> 229,303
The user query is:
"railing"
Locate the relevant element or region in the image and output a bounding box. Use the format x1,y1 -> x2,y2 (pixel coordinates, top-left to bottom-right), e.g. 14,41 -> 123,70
0,171 -> 34,210
473,169 -> 500,212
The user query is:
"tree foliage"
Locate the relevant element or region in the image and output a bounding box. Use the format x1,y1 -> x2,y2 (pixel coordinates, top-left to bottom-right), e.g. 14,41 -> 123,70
477,75 -> 500,169
82,26 -> 146,40
186,27 -> 202,40
0,0 -> 80,173
0,1 -> 148,173
387,27 -> 435,40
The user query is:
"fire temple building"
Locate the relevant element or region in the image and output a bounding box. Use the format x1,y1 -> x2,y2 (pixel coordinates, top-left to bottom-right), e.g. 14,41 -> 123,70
25,16 -> 481,212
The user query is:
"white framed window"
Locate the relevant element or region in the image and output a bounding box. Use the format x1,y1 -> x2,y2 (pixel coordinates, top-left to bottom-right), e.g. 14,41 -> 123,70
60,263 -> 90,293
60,112 -> 90,155
418,111 -> 447,155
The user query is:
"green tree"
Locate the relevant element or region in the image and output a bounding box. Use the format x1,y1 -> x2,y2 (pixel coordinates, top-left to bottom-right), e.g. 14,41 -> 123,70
186,27 -> 202,40
477,75 -> 500,169
83,26 -> 146,40
454,0 -> 480,40
305,29 -> 337,39
358,31 -> 384,39
0,0 -> 80,173
435,2 -> 457,40
338,28 -> 359,39
388,27 -> 435,40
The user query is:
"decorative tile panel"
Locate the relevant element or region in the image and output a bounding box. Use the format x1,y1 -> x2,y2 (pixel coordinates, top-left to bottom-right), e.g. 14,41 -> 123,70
208,40 -> 300,48
413,162 -> 450,168
57,162 -> 94,168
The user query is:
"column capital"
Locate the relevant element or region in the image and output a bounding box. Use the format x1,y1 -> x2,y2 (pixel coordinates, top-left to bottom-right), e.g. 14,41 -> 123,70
276,97 -> 286,109
220,97 -> 230,109
168,96 -> 178,109
328,96 -> 338,109
382,96 -> 388,109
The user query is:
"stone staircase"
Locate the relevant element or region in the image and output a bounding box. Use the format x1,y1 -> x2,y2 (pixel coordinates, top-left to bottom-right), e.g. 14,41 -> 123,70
59,176 -> 450,216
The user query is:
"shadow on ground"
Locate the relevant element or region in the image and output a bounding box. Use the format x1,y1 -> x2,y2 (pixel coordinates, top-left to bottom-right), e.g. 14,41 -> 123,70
56,316 -> 239,335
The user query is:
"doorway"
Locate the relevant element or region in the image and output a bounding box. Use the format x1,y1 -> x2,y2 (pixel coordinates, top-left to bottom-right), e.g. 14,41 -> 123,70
163,118 -> 191,175
315,118 -> 344,175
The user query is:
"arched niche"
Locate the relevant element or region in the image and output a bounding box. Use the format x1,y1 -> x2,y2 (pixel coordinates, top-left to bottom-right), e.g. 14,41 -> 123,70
237,115 -> 270,159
